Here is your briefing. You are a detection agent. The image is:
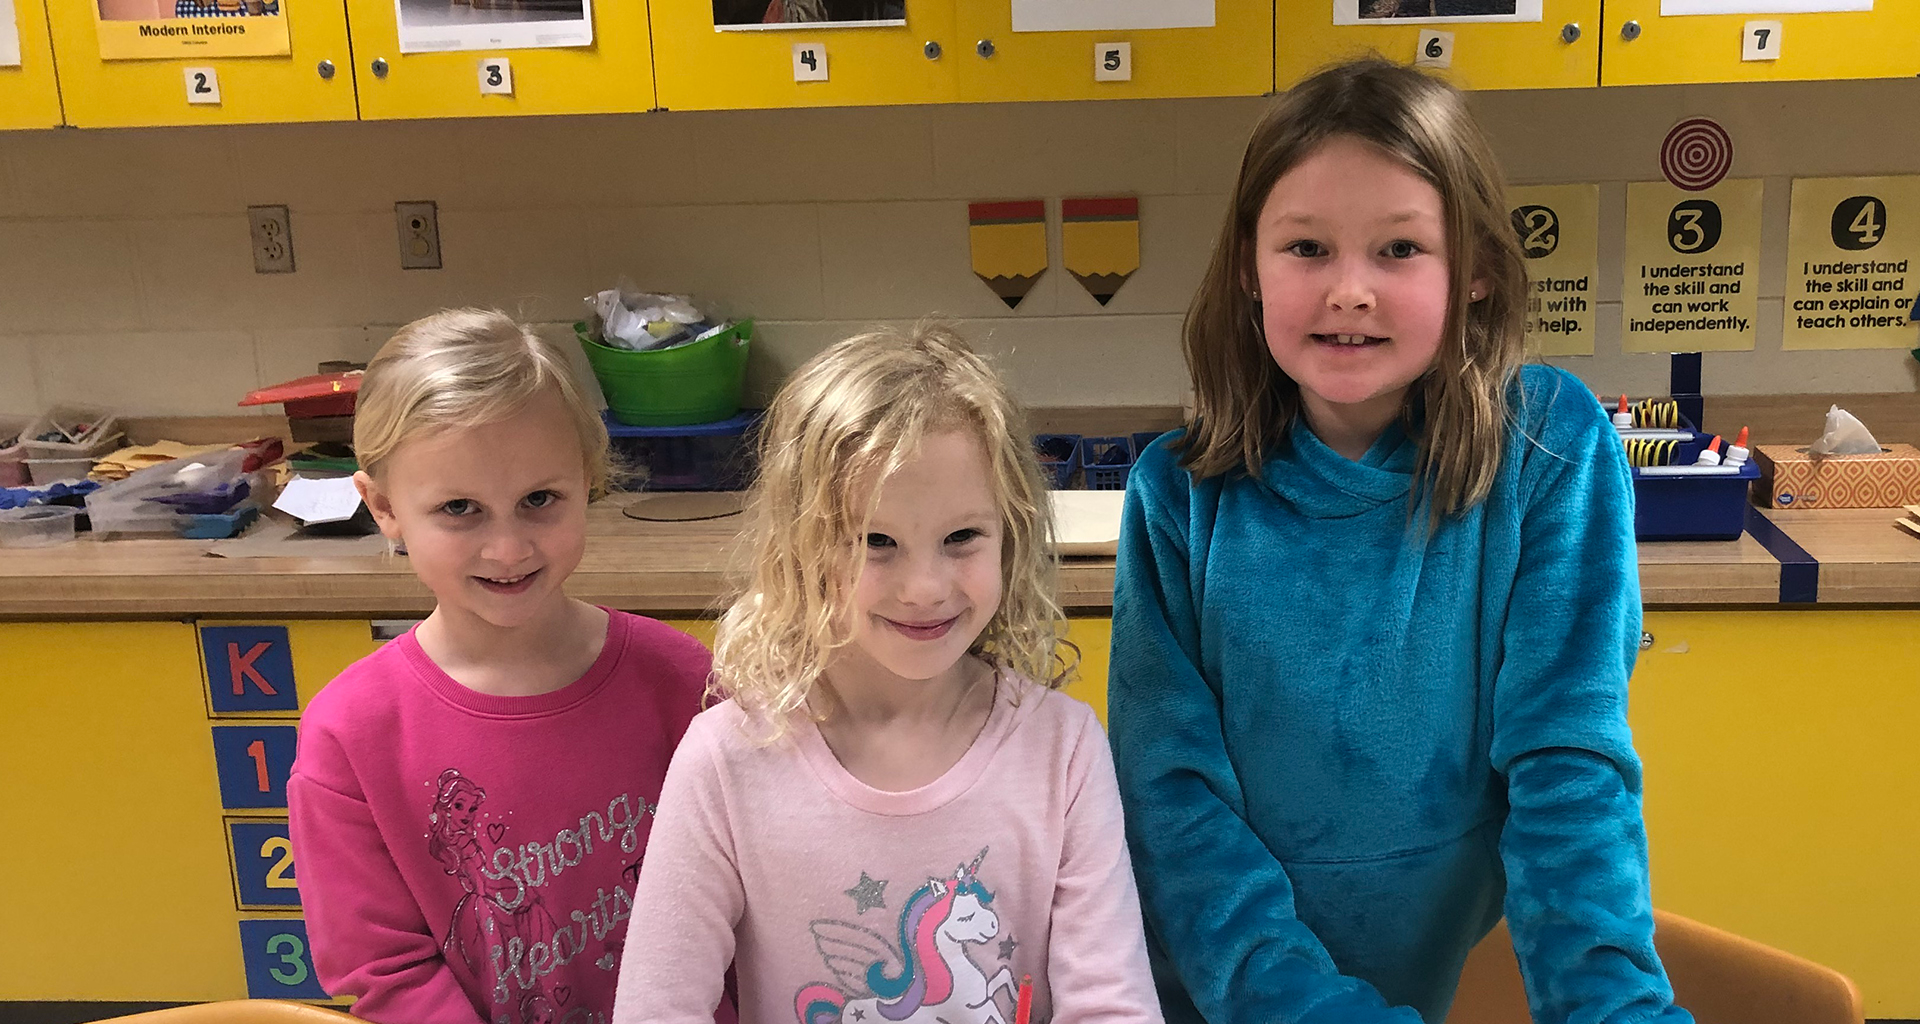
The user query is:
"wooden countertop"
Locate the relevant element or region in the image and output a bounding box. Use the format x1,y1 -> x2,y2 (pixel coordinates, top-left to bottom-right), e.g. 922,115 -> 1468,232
2,494 -> 1917,618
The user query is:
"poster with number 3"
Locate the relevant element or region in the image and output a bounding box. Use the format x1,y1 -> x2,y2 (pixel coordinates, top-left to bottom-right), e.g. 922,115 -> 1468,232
1,0 -> 23,68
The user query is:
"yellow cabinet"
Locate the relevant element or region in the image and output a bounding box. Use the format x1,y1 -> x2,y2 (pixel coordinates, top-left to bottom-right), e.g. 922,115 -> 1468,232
1632,610 -> 1920,1019
46,0 -> 355,128
1276,0 -> 1601,91
954,4 -> 1271,102
650,0 -> 958,111
1,0 -> 63,128
347,0 -> 653,119
1601,0 -> 1920,85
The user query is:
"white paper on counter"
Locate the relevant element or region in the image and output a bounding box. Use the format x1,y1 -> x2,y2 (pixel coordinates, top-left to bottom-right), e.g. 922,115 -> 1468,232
1013,0 -> 1213,31
1662,0 -> 1866,12
1048,489 -> 1126,555
1,0 -> 23,68
273,475 -> 365,525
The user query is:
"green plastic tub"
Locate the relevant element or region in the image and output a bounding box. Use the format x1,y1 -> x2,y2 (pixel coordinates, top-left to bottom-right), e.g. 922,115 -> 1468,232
577,319 -> 753,427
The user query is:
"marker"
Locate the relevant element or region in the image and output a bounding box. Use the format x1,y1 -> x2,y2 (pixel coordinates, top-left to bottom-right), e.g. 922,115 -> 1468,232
1015,975 -> 1033,1024
1612,394 -> 1634,432
1725,426 -> 1751,469
1694,435 -> 1724,466
1638,464 -> 1743,476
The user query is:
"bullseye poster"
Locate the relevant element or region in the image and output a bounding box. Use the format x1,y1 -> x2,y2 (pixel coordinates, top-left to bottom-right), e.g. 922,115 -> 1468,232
2,0 -> 22,67
94,0 -> 291,60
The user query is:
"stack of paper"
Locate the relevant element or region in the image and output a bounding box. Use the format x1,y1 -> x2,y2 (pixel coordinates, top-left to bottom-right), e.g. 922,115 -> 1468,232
1898,505 -> 1920,540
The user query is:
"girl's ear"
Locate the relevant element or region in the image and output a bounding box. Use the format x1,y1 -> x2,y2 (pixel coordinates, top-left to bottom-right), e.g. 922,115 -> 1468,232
1467,276 -> 1491,303
1240,240 -> 1262,301
353,470 -> 405,542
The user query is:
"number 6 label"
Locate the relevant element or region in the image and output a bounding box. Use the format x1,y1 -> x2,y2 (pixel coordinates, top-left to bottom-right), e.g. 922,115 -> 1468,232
1415,30 -> 1454,70
239,919 -> 330,1000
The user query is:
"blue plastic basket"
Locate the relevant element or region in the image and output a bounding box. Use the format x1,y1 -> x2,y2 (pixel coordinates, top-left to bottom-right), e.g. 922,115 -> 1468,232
1632,457 -> 1759,541
604,409 -> 762,491
1034,434 -> 1081,489
1079,436 -> 1136,490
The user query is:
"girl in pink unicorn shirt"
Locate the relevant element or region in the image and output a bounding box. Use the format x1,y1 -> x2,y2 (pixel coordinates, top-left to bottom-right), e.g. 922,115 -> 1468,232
612,325 -> 1161,1024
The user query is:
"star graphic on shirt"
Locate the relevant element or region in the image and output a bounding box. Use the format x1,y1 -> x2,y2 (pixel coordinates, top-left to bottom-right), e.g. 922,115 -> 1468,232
998,936 -> 1019,961
850,1010 -> 865,1022
844,872 -> 889,914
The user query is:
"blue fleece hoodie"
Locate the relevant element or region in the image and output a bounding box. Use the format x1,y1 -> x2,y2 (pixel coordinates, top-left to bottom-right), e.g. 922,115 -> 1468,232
1109,365 -> 1691,1024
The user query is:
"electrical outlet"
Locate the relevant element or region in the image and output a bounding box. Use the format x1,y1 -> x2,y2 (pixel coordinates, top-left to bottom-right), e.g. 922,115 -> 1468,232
395,200 -> 442,270
247,205 -> 294,274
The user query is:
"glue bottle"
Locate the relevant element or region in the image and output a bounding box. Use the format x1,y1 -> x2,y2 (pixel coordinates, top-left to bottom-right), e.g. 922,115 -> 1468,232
1724,426 -> 1751,469
1694,435 -> 1725,466
1612,395 -> 1634,432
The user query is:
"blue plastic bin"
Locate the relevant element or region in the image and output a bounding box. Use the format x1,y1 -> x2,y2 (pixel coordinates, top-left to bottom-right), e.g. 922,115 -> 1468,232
1034,434 -> 1081,489
1131,431 -> 1167,462
1632,454 -> 1759,541
1079,436 -> 1136,490
604,409 -> 762,491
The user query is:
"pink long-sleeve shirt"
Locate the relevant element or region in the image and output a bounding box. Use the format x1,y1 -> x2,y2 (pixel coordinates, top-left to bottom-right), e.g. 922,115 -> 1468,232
288,610 -> 713,1024
612,675 -> 1163,1024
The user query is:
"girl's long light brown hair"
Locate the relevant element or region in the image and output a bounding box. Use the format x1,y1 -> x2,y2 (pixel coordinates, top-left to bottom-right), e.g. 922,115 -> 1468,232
711,322 -> 1074,739
1180,57 -> 1528,519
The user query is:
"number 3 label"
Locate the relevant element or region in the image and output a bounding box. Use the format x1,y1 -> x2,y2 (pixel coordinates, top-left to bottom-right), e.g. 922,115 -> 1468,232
239,919 -> 330,999
479,58 -> 513,95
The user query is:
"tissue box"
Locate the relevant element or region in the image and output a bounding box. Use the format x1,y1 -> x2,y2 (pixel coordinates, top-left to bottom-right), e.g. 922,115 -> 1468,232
1753,443 -> 1920,509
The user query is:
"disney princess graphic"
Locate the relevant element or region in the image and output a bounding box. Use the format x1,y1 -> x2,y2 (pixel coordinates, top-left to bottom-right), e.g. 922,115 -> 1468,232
794,849 -> 1020,1024
426,768 -> 561,1013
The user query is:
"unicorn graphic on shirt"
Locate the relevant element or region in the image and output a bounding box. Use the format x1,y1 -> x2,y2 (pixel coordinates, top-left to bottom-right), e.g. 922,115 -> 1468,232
794,848 -> 1019,1024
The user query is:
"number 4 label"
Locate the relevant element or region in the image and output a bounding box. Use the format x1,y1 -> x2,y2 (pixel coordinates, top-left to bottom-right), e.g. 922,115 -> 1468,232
479,57 -> 513,95
184,67 -> 221,105
1415,30 -> 1454,70
1743,20 -> 1782,61
792,43 -> 828,82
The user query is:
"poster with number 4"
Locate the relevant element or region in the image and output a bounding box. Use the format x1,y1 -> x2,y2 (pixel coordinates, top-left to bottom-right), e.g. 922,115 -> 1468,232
1,0 -> 22,68
1784,175 -> 1919,350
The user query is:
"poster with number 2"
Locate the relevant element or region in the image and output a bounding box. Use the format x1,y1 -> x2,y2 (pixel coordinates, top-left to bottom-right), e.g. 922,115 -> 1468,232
2,0 -> 23,67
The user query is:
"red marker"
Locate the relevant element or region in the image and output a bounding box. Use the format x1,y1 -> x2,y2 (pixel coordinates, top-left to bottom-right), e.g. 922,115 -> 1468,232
1015,975 -> 1033,1024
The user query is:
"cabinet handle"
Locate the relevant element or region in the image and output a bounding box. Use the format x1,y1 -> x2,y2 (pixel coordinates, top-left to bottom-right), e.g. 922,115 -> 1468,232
1560,22 -> 1580,43
1620,20 -> 1641,41
923,40 -> 942,60
371,57 -> 390,78
975,39 -> 995,58
317,59 -> 336,80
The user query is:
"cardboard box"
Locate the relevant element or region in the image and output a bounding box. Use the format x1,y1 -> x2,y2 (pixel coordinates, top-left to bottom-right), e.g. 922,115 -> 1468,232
1753,443 -> 1920,509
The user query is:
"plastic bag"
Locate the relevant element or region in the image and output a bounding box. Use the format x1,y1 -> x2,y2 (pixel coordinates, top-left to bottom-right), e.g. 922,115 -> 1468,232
584,280 -> 716,352
1808,404 -> 1882,456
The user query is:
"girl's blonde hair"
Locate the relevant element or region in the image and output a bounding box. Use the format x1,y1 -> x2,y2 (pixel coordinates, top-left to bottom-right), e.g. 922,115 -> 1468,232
1181,57 -> 1528,519
712,322 -> 1072,737
354,308 -> 611,495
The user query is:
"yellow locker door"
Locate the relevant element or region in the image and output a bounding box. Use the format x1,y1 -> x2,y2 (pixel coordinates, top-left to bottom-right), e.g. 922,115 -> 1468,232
1631,609 -> 1920,1019
1601,0 -> 1919,85
1,0 -> 64,127
954,3 -> 1270,103
1276,0 -> 1600,91
348,0 -> 651,119
47,0 -> 354,128
650,0 -> 958,111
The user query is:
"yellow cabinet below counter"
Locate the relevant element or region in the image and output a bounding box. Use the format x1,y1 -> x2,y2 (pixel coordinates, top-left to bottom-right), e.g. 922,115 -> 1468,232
1,0 -> 63,128
46,0 -> 356,128
1601,0 -> 1920,86
347,0 -> 654,120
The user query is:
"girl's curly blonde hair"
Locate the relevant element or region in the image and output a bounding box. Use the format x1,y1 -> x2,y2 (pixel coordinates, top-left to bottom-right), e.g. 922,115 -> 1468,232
711,322 -> 1074,738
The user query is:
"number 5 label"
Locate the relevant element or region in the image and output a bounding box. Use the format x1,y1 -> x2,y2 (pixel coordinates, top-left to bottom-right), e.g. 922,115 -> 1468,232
239,919 -> 330,1000
792,43 -> 828,82
1742,20 -> 1782,61
228,820 -> 302,909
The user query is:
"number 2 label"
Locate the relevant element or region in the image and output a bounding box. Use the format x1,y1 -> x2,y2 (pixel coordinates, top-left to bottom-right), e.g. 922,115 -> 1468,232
184,67 -> 221,105
228,820 -> 302,908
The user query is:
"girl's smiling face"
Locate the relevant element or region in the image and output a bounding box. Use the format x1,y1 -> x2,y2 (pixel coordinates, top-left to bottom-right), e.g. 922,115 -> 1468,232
1252,135 -> 1476,438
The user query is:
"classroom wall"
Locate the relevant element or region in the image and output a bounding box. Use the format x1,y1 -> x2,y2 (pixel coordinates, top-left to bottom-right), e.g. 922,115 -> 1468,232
1,74 -> 1917,420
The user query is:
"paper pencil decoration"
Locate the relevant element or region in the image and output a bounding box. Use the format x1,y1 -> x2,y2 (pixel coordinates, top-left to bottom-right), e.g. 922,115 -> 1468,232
1062,196 -> 1140,305
969,200 -> 1048,309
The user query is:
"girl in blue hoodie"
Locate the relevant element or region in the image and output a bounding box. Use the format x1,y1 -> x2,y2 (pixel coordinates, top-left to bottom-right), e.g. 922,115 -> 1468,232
1109,58 -> 1692,1024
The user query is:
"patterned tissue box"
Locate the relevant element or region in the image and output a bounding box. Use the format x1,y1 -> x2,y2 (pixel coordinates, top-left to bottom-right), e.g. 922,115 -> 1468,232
1754,443 -> 1920,509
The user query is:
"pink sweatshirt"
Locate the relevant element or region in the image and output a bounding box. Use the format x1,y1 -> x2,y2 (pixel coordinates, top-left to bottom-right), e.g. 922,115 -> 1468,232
612,675 -> 1162,1024
288,610 -> 714,1024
